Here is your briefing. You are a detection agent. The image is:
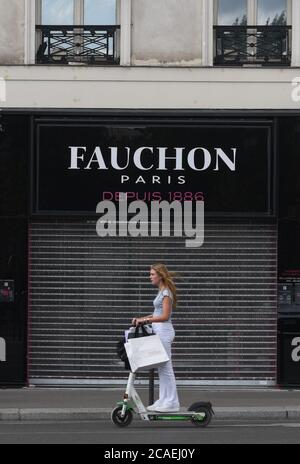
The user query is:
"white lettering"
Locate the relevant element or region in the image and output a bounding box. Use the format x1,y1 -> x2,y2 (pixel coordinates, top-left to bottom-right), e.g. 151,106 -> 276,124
0,337 -> 6,362
111,146 -> 130,170
96,196 -> 205,248
158,147 -> 184,170
291,337 -> 300,362
68,146 -> 237,172
187,147 -> 211,171
133,147 -> 154,170
214,148 -> 237,171
291,77 -> 300,103
68,146 -> 86,169
85,147 -> 108,170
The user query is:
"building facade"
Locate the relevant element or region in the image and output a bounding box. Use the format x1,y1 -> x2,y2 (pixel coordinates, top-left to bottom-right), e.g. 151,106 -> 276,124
0,0 -> 300,387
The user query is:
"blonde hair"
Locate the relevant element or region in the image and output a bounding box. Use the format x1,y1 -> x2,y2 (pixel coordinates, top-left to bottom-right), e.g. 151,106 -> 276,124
150,263 -> 180,308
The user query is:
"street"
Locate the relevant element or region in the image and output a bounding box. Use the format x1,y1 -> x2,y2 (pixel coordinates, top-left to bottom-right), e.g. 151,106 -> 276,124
0,419 -> 299,444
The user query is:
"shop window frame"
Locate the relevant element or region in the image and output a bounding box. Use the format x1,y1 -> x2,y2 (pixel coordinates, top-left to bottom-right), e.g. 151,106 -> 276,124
24,0 -> 131,66
213,0 -> 293,67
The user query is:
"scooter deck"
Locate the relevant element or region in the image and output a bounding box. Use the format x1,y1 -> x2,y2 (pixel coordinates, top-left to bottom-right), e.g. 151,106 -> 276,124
145,408 -> 203,416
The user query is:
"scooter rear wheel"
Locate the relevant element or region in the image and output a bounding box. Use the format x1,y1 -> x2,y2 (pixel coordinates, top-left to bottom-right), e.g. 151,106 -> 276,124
111,406 -> 133,427
190,406 -> 212,427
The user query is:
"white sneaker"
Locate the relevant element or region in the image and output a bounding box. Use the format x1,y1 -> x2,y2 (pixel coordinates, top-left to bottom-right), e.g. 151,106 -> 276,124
147,401 -> 162,411
154,404 -> 180,412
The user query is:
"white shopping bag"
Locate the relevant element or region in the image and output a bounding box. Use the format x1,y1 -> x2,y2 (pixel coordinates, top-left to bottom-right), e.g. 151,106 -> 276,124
124,324 -> 153,342
124,334 -> 169,372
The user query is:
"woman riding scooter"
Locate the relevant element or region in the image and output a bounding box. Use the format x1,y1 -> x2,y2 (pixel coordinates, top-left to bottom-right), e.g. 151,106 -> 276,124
132,263 -> 180,413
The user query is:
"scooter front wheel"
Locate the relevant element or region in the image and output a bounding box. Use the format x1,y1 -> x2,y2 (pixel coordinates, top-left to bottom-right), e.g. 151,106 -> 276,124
111,406 -> 133,427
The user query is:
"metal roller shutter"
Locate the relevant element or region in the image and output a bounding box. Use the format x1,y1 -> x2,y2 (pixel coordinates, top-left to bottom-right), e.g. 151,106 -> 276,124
28,219 -> 277,386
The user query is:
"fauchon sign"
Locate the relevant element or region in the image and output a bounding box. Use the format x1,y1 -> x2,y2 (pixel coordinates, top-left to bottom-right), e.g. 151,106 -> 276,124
31,118 -> 275,216
67,145 -> 237,172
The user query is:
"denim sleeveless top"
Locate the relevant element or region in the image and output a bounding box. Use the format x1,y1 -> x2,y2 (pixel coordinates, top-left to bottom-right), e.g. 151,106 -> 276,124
152,287 -> 173,322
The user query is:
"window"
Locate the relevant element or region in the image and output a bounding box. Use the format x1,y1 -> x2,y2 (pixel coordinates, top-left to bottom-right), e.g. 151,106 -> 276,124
215,0 -> 289,26
257,0 -> 287,25
216,0 -> 247,26
41,0 -> 74,25
84,0 -> 117,25
36,0 -> 120,65
214,0 -> 292,66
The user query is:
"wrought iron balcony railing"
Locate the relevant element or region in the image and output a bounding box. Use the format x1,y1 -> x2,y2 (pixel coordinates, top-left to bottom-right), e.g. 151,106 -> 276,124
214,25 -> 292,66
36,25 -> 120,65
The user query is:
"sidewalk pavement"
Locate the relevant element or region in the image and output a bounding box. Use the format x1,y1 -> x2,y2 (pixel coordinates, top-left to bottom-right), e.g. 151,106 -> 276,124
0,386 -> 300,421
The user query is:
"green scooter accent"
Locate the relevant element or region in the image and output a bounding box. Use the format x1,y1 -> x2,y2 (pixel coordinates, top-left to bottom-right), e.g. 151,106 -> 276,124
116,400 -> 134,411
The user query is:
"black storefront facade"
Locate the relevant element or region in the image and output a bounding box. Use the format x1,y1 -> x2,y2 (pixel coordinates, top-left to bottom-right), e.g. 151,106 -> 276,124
0,109 -> 299,387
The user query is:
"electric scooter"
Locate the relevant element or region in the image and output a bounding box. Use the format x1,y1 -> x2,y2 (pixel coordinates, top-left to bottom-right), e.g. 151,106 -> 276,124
112,324 -> 214,427
111,371 -> 214,427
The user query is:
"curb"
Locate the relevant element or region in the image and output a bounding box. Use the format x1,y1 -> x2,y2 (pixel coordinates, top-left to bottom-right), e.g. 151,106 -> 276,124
1,407 -> 300,421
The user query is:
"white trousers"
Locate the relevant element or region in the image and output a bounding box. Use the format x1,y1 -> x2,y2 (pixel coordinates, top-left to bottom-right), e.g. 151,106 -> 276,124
152,322 -> 180,408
